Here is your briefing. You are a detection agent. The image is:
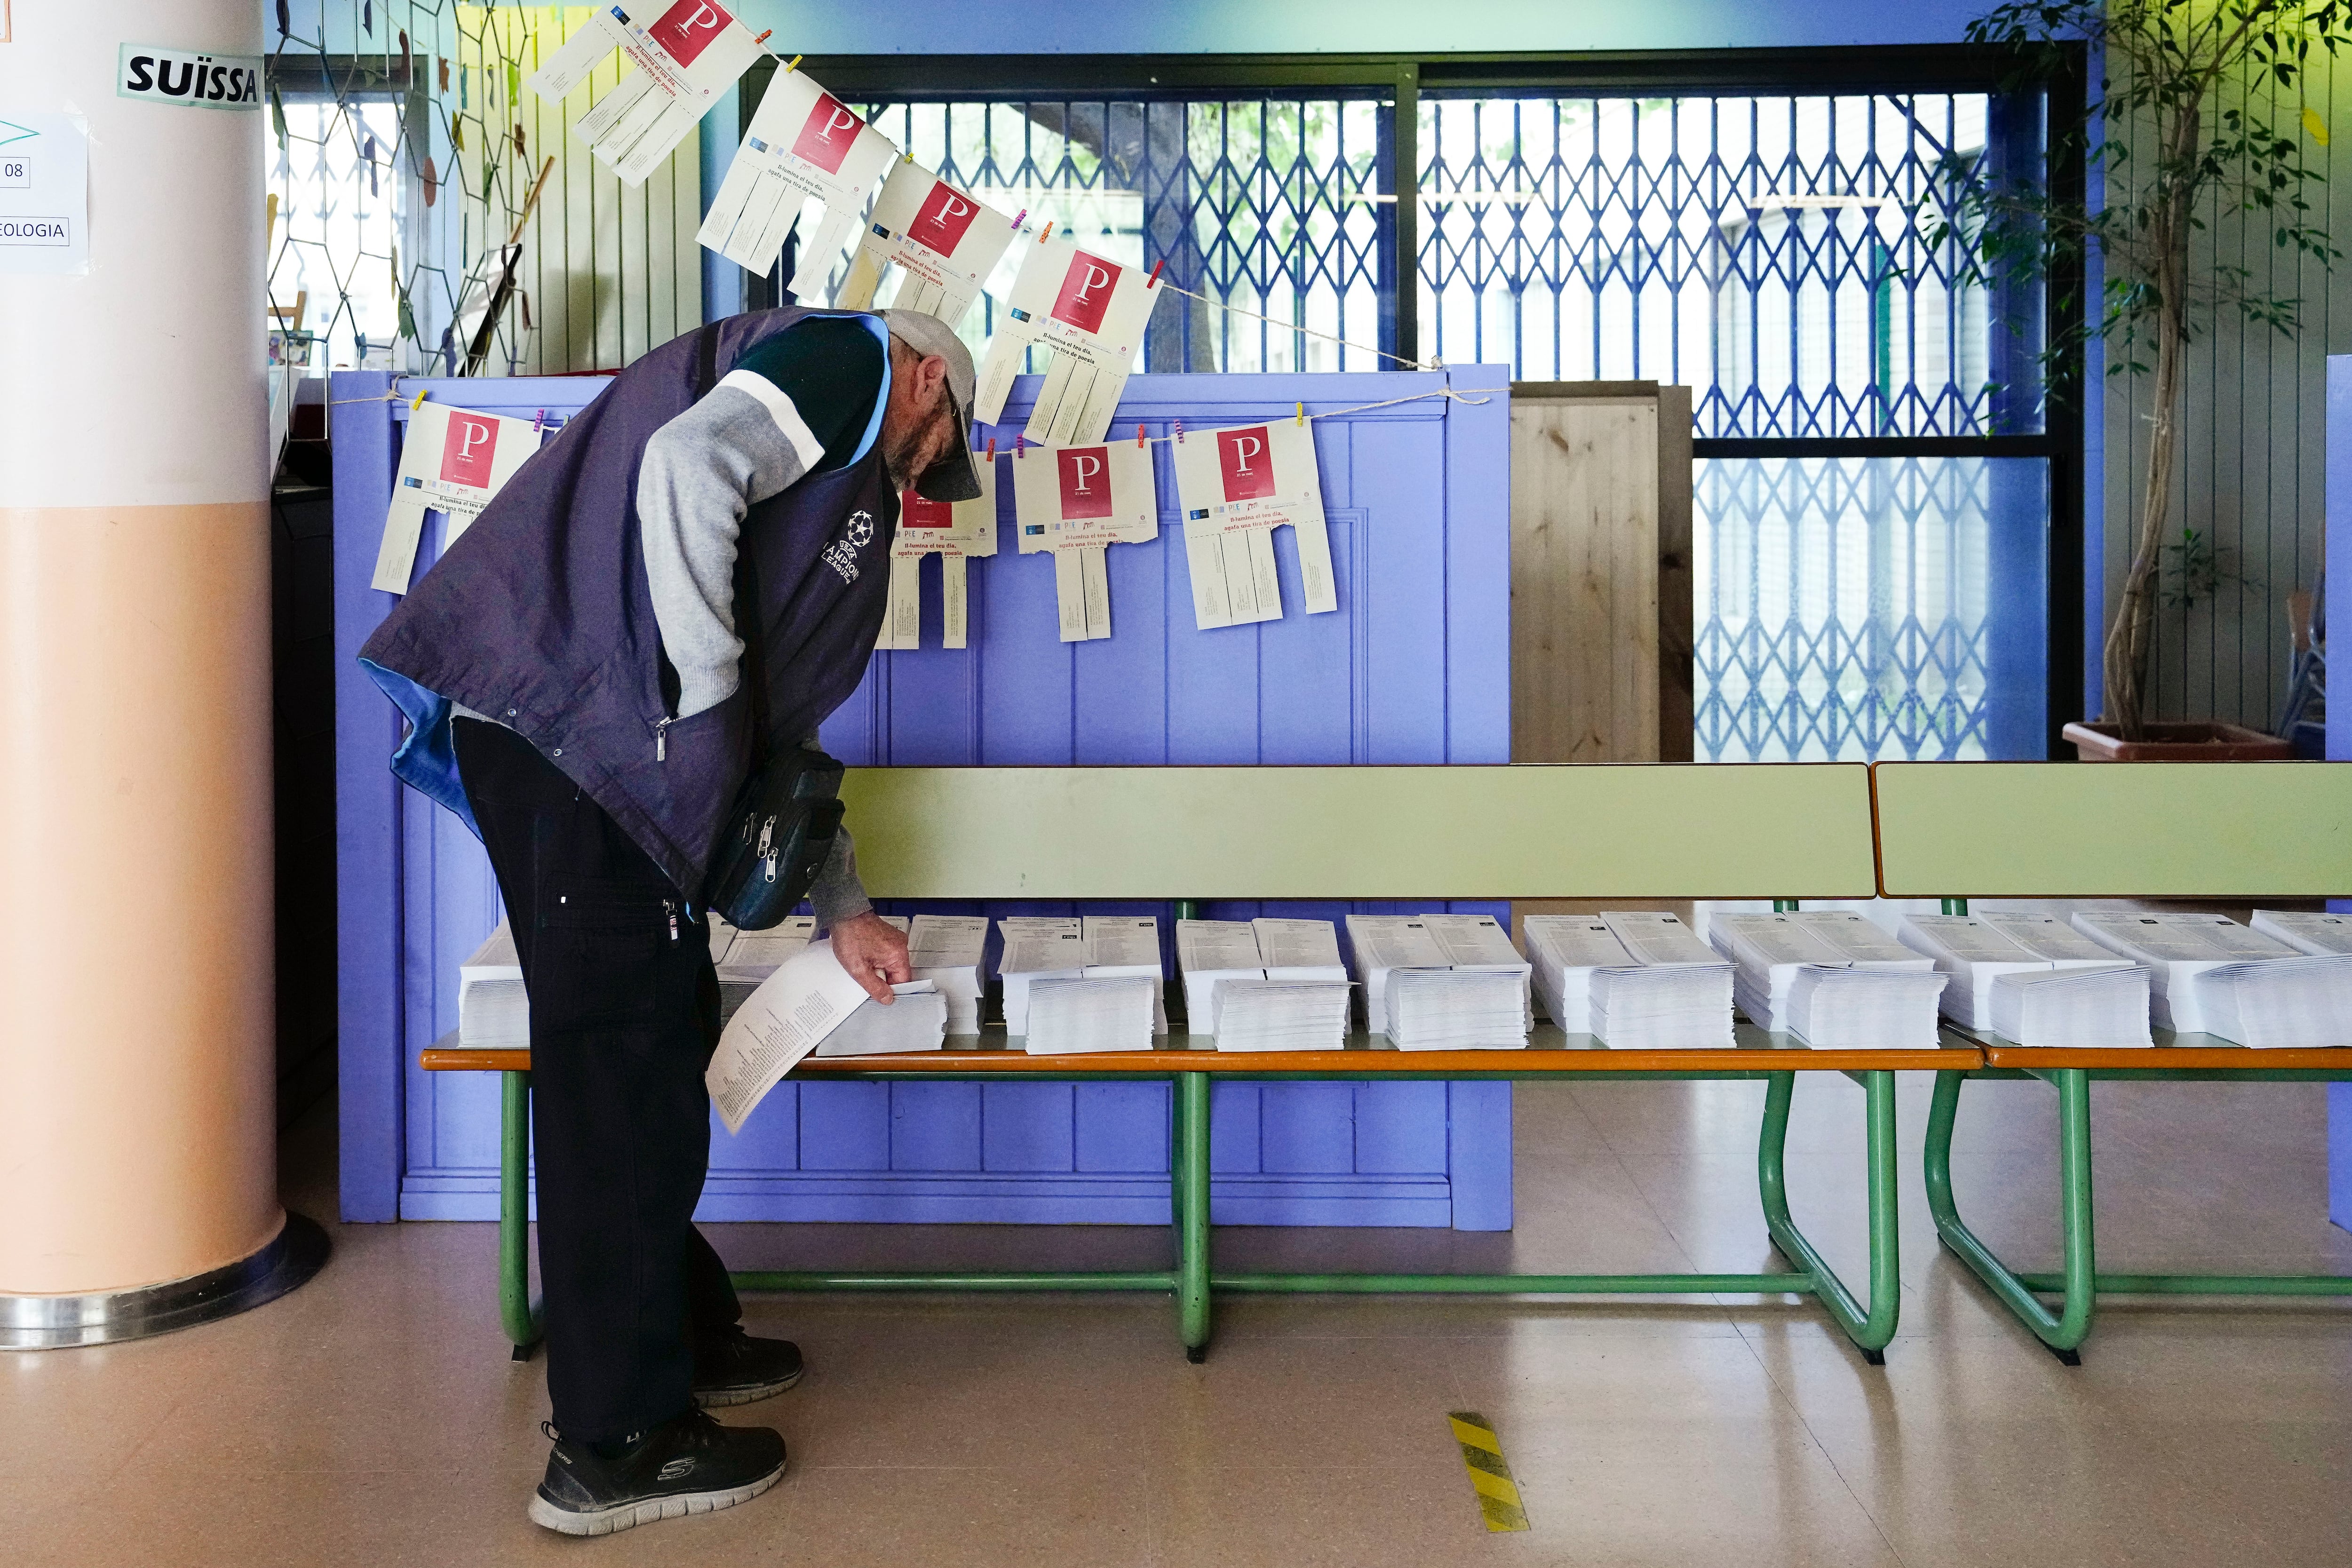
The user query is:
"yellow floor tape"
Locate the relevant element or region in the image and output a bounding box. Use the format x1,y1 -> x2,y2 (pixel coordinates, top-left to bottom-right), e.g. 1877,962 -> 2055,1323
1448,1410 -> 1530,1532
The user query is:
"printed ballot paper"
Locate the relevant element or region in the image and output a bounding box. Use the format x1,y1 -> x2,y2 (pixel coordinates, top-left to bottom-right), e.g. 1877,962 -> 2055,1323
373,402 -> 543,594
834,159 -> 1017,327
528,2 -> 763,186
1171,420 -> 1339,630
1010,441 -> 1157,642
707,935 -> 874,1134
698,65 -> 898,293
878,466 -> 1001,651
973,234 -> 1156,446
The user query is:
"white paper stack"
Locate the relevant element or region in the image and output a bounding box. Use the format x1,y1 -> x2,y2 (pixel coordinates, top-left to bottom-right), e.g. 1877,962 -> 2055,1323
2072,912 -> 2303,1033
1254,917 -> 1350,983
1175,919 -> 1266,1035
1344,916 -> 1454,1035
1023,975 -> 1159,1054
1709,915 -> 1852,1032
1981,912 -> 2123,964
1210,979 -> 1354,1051
1419,913 -> 1535,1031
2194,954 -> 2352,1047
1899,915 -> 2063,1028
996,917 -> 1088,1035
906,915 -> 989,1034
1522,916 -> 1635,1033
717,915 -> 818,1025
2252,909 -> 2352,956
813,980 -> 950,1057
1588,965 -> 1737,1049
1385,968 -> 1531,1050
458,921 -> 529,1050
1988,966 -> 2153,1048
1081,915 -> 1169,1035
1600,911 -> 1724,967
1789,910 -> 1939,973
1785,965 -> 1949,1048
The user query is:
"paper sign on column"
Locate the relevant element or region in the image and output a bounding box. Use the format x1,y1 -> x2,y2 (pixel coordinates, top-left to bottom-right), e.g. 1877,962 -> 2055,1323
972,236 -> 1156,446
707,936 -> 874,1134
373,403 -> 543,594
0,113 -> 90,277
528,1 -> 763,186
879,465 -> 999,650
834,159 -> 1016,327
698,65 -> 899,292
1171,420 -> 1336,630
1010,443 -> 1156,642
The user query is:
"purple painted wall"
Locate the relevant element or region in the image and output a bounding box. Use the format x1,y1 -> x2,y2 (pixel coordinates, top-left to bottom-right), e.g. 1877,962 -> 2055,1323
335,365 -> 1517,1229
2328,356 -> 2352,1235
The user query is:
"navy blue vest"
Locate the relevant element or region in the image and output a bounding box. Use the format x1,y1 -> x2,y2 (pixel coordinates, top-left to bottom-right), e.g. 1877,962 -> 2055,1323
360,308 -> 899,895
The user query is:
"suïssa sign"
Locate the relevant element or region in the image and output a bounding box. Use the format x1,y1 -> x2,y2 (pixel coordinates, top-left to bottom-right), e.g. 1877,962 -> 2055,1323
119,46 -> 263,110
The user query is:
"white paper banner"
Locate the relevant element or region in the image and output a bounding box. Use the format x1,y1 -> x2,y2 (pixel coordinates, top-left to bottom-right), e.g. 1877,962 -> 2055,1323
972,236 -> 1157,446
527,2 -> 763,187
877,463 -> 1000,651
698,65 -> 898,293
1171,420 -> 1337,629
834,159 -> 1018,328
373,403 -> 543,595
1010,442 -> 1157,642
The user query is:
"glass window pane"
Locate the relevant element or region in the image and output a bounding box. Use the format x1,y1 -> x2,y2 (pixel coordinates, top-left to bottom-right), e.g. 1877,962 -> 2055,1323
1692,455 -> 2049,760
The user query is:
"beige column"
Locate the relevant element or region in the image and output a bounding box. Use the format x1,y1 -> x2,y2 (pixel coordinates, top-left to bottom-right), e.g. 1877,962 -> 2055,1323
0,2 -> 278,1299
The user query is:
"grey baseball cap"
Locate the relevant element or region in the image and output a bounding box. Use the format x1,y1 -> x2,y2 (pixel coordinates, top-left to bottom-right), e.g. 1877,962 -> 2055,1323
880,309 -> 983,502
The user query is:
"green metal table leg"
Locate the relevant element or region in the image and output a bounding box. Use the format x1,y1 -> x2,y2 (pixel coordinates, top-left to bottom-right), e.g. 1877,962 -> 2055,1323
1923,1068 -> 2094,1362
1757,1069 -> 1899,1361
1175,1072 -> 1213,1362
501,1070 -> 546,1361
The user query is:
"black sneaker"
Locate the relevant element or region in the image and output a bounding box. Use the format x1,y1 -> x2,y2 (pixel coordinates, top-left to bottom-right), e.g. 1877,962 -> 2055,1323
692,1327 -> 805,1408
528,1409 -> 786,1537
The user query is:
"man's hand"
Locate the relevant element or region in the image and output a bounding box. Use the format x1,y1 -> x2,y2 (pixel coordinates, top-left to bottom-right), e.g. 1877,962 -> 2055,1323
830,911 -> 912,1003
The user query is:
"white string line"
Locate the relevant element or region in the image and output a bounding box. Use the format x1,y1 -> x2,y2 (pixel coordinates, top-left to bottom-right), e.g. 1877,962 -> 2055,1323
1024,388 -> 1491,454
1150,278 -> 1436,371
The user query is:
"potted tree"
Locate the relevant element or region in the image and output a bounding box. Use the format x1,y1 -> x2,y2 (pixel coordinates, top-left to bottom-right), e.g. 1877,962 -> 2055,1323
1955,0 -> 2349,759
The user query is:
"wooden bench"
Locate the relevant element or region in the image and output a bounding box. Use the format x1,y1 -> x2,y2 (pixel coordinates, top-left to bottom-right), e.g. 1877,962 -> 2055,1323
1873,760 -> 2352,1363
423,762 -> 1973,1363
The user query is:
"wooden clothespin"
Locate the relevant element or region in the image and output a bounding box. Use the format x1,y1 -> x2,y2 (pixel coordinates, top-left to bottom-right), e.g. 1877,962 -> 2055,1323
1039,220 -> 1054,243
755,30 -> 772,45
533,409 -> 547,433
984,436 -> 997,462
1173,419 -> 1184,444
1015,435 -> 1026,460
783,52 -> 800,71
1146,259 -> 1166,289
1136,423 -> 1147,448
410,387 -> 429,410
1296,401 -> 1305,426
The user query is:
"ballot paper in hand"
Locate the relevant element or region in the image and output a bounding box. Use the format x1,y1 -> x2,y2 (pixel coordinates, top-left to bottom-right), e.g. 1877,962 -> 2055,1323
1171,421 -> 1338,630
972,235 -> 1157,446
833,159 -> 1017,327
707,936 -> 876,1133
698,66 -> 899,290
373,403 -> 543,594
528,1 -> 763,186
1010,442 -> 1157,642
878,466 -> 1001,651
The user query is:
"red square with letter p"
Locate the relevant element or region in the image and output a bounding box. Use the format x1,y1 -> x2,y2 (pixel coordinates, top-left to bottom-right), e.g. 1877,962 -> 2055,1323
441,416 -> 500,488
901,493 -> 955,529
648,1 -> 734,67
1216,426 -> 1276,502
1056,448 -> 1114,519
1049,251 -> 1121,334
791,94 -> 865,175
909,181 -> 981,255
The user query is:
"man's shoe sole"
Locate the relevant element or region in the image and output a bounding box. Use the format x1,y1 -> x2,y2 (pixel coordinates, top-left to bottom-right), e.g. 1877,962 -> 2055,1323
691,1364 -> 804,1408
527,1463 -> 785,1537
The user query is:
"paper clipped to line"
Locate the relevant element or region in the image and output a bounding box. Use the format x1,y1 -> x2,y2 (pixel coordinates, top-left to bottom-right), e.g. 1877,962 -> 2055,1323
1010,441 -> 1157,642
972,234 -> 1156,446
878,464 -> 1001,651
834,159 -> 1017,328
1171,418 -> 1337,629
373,402 -> 544,594
528,1 -> 764,186
699,64 -> 900,293
707,935 -> 875,1135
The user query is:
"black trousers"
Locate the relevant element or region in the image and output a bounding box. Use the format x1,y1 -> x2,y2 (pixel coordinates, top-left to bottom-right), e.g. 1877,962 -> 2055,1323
454,718 -> 741,1441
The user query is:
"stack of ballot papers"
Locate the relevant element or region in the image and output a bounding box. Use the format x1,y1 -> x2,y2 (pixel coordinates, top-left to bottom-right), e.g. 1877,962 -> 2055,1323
1209,979 -> 1354,1051
997,916 -> 1168,1036
1385,968 -> 1530,1050
905,914 -> 988,1034
1343,916 -> 1450,1035
1024,975 -> 1159,1054
1344,915 -> 1533,1040
2072,911 -> 2304,1033
1588,966 -> 1738,1049
1897,914 -> 2128,1030
2193,954 -> 2352,1047
1785,965 -> 1950,1048
715,915 -> 817,1024
1176,917 -> 1351,1036
1419,914 -> 1536,1031
1709,915 -> 1854,1031
1082,916 -> 1171,1034
1521,916 -> 1632,1033
1521,912 -> 1732,1046
458,922 -> 529,1050
1711,911 -> 1942,1039
1988,966 -> 2153,1048
1255,917 -> 1350,983
2252,909 -> 2352,956
813,980 -> 950,1057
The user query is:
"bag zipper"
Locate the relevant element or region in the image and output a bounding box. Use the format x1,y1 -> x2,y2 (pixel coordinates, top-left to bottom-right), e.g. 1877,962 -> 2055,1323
664,898 -> 680,943
654,716 -> 675,762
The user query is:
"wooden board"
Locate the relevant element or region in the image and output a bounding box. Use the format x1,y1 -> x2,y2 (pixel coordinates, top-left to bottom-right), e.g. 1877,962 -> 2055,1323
1509,390 -> 1660,763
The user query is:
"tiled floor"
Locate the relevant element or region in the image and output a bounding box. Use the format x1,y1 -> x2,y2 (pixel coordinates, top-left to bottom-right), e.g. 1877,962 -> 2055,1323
10,1073 -> 2352,1566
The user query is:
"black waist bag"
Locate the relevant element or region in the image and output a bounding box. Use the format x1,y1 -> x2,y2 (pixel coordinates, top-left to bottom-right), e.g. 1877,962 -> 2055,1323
687,319 -> 848,931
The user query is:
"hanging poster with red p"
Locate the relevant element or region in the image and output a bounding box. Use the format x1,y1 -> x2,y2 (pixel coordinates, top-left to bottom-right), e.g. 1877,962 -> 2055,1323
1169,418 -> 1337,630
698,64 -> 899,293
834,159 -> 1016,330
878,459 -> 1000,652
372,402 -> 544,594
527,2 -> 763,185
1009,440 -> 1157,642
972,234 -> 1157,447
